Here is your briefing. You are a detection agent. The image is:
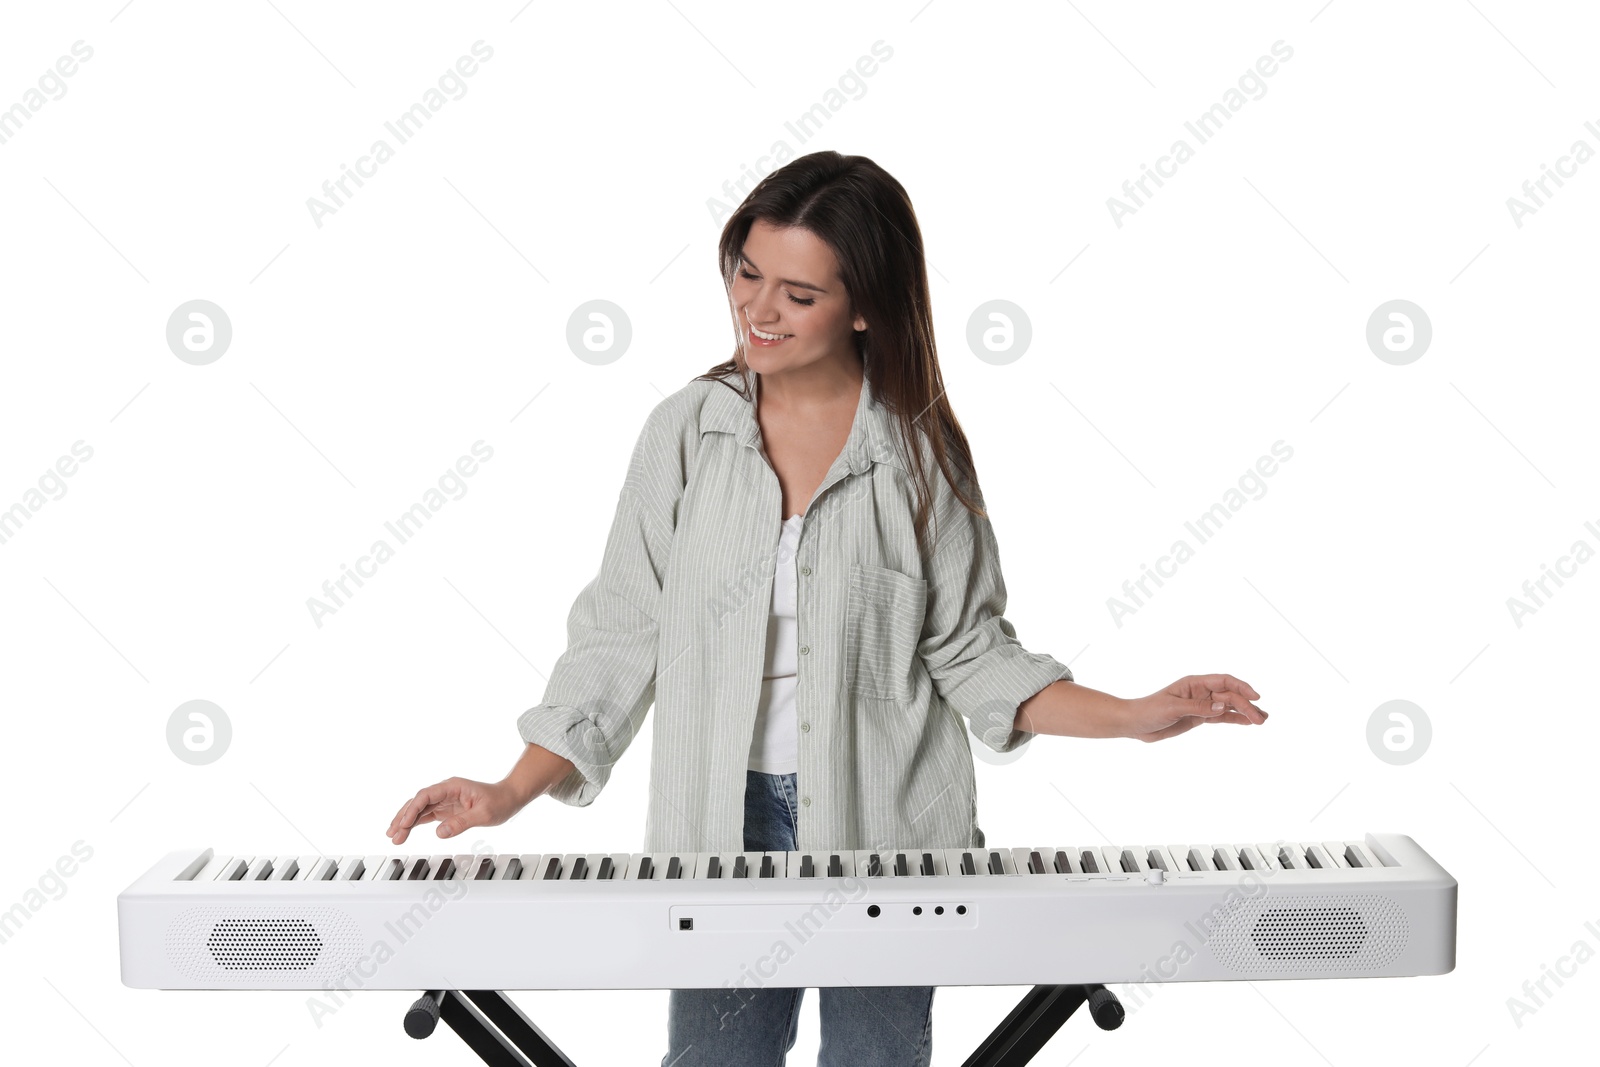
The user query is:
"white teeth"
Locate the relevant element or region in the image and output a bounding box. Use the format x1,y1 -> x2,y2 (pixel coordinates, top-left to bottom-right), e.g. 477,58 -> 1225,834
751,325 -> 790,341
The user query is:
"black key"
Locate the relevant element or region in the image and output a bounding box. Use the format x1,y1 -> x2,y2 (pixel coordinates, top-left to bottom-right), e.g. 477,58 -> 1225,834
1146,849 -> 1168,872
472,857 -> 494,880
801,855 -> 815,878
894,853 -> 909,877
827,854 -> 842,878
759,855 -> 774,878
1344,845 -> 1368,868
571,857 -> 589,880
733,856 -> 748,878
921,852 -> 935,876
960,852 -> 976,876
543,857 -> 562,880
1054,850 -> 1070,874
407,857 -> 430,880
638,856 -> 654,880
1212,848 -> 1239,872
378,858 -> 404,880
706,856 -> 722,879
1029,850 -> 1045,874
1079,850 -> 1099,874
667,856 -> 682,879
503,857 -> 522,881
597,857 -> 614,880
1120,849 -> 1139,873
988,851 -> 1005,875
433,857 -> 455,880
869,854 -> 882,877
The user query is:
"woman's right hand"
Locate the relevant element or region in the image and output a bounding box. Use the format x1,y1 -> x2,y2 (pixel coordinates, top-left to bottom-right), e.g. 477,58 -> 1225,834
387,776 -> 527,845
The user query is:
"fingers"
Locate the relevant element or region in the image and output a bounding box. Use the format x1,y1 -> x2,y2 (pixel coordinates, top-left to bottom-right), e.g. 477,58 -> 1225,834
389,782 -> 458,844
1206,688 -> 1267,724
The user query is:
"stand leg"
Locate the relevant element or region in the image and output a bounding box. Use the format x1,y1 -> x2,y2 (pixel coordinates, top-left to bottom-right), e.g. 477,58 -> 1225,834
405,990 -> 578,1067
960,984 -> 1123,1067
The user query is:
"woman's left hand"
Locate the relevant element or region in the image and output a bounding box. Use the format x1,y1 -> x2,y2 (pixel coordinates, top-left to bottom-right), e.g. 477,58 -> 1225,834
1120,674 -> 1266,742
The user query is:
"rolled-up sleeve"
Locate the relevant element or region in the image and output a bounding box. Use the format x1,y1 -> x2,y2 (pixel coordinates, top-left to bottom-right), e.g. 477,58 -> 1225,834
516,422 -> 678,806
917,502 -> 1073,754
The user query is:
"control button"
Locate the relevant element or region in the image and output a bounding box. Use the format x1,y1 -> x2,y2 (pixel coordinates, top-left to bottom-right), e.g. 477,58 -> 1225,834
801,722 -> 810,732
801,796 -> 811,806
1146,868 -> 1165,885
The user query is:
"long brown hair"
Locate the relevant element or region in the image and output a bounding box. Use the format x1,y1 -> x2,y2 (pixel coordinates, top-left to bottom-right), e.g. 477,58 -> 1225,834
694,150 -> 985,558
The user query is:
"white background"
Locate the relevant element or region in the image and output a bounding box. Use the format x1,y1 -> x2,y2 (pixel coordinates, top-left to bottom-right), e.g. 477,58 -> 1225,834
1,1 -> 1595,1064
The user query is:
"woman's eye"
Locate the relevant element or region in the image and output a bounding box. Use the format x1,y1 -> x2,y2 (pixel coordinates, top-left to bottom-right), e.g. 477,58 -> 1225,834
739,268 -> 814,306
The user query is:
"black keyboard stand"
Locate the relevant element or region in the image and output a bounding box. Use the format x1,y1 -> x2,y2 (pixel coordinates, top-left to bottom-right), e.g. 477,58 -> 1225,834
405,990 -> 575,1067
406,983 -> 1122,1066
960,984 -> 1124,1066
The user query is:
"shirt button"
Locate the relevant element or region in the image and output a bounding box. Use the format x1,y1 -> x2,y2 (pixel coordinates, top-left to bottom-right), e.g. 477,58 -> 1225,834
801,796 -> 811,806
800,566 -> 811,576
801,721 -> 810,732
799,645 -> 809,655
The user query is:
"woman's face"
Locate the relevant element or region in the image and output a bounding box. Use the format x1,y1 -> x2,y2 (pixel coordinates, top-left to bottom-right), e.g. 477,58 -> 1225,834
731,218 -> 866,376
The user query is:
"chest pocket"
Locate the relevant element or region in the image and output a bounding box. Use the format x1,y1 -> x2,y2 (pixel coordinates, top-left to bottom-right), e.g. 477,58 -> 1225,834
844,562 -> 928,702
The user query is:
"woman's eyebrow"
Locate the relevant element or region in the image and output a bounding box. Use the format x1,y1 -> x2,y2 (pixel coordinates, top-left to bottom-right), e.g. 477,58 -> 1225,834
739,253 -> 828,293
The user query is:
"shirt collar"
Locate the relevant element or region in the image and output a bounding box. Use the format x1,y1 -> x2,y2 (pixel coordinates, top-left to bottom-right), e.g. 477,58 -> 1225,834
701,365 -> 904,475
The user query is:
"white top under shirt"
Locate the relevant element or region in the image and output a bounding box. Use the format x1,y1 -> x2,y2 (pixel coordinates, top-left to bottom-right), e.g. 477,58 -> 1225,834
748,512 -> 803,773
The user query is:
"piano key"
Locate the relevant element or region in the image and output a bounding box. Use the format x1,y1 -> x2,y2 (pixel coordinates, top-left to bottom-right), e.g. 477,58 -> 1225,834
487,854 -> 520,881
1181,847 -> 1211,872
304,856 -> 339,882
800,854 -> 815,878
333,856 -> 366,881
1247,843 -> 1284,871
266,855 -> 300,881
1316,841 -> 1351,869
1146,847 -> 1180,874
443,854 -> 471,881
214,856 -> 248,881
431,857 -> 456,880
1078,849 -> 1102,874
1028,850 -> 1046,875
568,856 -> 590,880
894,852 -> 909,877
597,856 -> 615,880
666,856 -> 683,880
244,856 -> 276,881
542,856 -> 563,880
1053,849 -> 1074,874
1277,844 -> 1307,870
195,854 -> 232,881
1237,846 -> 1268,872
372,857 -> 406,881
466,855 -> 495,880
406,857 -> 433,880
732,855 -> 747,878
920,852 -> 936,877
704,855 -> 722,879
1211,846 -> 1241,872
560,853 -> 598,880
987,851 -> 1006,875
960,851 -> 977,876
759,855 -> 775,879
1118,848 -> 1146,874
853,851 -> 887,878
1343,841 -> 1381,869
1304,844 -> 1336,870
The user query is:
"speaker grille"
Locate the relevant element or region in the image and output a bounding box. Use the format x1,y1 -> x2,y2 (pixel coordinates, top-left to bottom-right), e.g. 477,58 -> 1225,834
166,907 -> 363,984
1209,893 -> 1408,973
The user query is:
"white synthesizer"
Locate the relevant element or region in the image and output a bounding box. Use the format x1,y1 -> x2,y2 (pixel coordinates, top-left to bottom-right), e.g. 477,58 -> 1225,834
119,833 -> 1456,991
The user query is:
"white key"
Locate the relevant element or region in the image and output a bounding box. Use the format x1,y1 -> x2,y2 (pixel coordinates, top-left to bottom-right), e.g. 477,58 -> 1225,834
243,856 -> 274,880
267,855 -> 301,881
1319,841 -> 1352,869
367,855 -> 406,881
335,855 -> 368,881
194,854 -> 232,881
214,856 -> 248,881
303,856 -> 339,882
1342,841 -> 1382,869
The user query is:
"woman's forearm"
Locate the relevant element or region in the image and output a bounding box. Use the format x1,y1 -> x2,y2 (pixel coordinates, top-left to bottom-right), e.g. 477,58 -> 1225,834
1014,679 -> 1129,739
503,742 -> 577,805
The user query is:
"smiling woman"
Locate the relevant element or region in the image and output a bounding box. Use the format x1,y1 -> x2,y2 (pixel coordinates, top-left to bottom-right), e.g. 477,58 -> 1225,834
388,149 -> 1266,1067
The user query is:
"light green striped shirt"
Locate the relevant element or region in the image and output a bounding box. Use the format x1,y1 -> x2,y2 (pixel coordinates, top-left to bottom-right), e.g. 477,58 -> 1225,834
517,367 -> 1073,854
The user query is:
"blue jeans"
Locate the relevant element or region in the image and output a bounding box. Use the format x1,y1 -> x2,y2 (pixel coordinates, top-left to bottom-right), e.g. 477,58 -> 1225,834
662,770 -> 935,1067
